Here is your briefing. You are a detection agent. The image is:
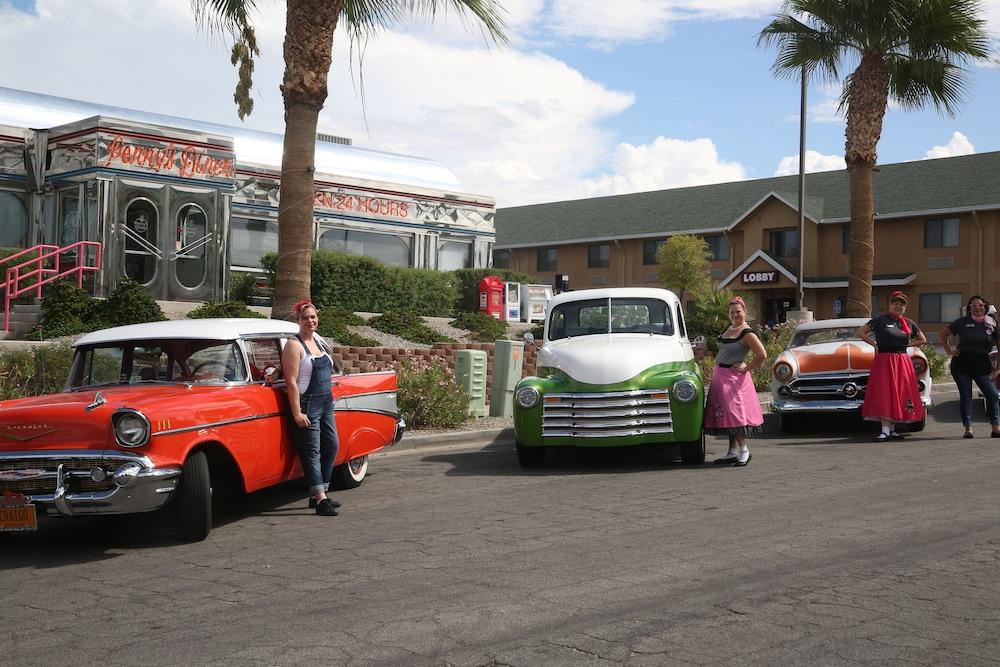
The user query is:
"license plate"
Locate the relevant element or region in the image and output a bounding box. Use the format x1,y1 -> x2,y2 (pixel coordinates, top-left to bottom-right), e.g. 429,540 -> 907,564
0,504 -> 37,531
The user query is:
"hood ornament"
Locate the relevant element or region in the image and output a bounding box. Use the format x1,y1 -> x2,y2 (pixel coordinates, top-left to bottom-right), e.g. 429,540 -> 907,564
86,392 -> 107,413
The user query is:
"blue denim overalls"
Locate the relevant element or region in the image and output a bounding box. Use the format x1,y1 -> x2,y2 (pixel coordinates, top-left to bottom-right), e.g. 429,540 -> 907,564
292,335 -> 340,494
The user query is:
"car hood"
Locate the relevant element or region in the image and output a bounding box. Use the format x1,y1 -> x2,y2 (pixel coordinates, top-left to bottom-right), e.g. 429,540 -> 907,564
538,334 -> 692,385
783,341 -> 875,374
0,384 -> 233,452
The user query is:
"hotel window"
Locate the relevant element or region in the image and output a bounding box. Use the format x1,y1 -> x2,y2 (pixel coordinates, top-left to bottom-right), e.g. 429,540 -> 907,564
924,218 -> 959,248
842,225 -> 850,254
769,229 -> 799,258
493,249 -> 510,269
537,247 -> 557,272
643,240 -> 665,265
705,235 -> 730,260
588,243 -> 610,268
919,292 -> 963,323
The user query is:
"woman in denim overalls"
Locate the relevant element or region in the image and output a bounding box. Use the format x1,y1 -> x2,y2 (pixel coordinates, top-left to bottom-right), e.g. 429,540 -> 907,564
282,301 -> 341,516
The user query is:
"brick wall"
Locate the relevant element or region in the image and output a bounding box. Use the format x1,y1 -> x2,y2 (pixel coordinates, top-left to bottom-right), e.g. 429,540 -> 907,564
331,342 -> 539,403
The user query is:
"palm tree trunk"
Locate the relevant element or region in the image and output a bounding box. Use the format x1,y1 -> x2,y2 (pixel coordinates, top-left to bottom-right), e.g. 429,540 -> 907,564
272,0 -> 342,318
843,53 -> 889,318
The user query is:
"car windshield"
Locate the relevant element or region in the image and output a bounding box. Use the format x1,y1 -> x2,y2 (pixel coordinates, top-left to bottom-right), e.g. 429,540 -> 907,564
790,327 -> 863,348
70,339 -> 248,389
548,298 -> 673,341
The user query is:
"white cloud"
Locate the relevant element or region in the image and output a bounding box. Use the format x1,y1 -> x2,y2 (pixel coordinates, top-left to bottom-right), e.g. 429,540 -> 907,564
924,132 -> 975,159
773,150 -> 846,176
547,0 -> 777,46
583,136 -> 746,198
0,0 -> 635,207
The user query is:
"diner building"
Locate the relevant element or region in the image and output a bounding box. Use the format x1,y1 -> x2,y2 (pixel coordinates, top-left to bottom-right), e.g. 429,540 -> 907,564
494,151 -> 1000,335
0,87 -> 495,303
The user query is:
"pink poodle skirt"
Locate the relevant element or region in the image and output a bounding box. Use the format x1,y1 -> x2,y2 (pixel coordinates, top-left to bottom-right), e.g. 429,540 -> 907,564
704,366 -> 764,436
861,352 -> 925,423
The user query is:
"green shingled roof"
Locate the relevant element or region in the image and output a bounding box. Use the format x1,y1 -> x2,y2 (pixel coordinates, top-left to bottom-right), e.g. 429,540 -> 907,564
495,151 -> 1000,247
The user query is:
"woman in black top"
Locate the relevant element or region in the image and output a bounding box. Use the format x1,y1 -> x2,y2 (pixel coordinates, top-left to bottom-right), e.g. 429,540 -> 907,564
937,295 -> 1000,438
855,291 -> 927,441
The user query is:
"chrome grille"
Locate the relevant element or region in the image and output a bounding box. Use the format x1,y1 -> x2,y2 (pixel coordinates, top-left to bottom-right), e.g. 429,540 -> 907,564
542,389 -> 673,438
789,375 -> 868,399
0,457 -> 120,495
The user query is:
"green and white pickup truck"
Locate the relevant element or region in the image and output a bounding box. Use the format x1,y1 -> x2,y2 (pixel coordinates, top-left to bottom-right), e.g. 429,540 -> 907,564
513,287 -> 705,467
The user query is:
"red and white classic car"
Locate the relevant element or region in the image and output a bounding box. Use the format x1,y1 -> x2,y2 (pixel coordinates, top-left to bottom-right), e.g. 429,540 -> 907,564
770,317 -> 932,432
0,319 -> 404,540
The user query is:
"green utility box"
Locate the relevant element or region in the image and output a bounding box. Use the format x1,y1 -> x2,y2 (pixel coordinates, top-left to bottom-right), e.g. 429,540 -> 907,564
490,339 -> 525,417
454,349 -> 488,417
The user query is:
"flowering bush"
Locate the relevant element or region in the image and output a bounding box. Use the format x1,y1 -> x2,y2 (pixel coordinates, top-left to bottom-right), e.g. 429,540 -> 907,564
393,357 -> 470,429
750,322 -> 794,391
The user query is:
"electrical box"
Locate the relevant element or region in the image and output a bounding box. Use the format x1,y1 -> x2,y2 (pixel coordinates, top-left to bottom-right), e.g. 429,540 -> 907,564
454,349 -> 488,417
490,339 -> 525,417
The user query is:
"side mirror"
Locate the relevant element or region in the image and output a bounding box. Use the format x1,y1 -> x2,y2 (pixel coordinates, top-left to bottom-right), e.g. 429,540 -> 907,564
692,336 -> 706,350
523,332 -> 535,347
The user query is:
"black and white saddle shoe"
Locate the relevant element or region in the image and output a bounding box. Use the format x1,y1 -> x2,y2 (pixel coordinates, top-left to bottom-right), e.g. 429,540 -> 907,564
713,454 -> 738,465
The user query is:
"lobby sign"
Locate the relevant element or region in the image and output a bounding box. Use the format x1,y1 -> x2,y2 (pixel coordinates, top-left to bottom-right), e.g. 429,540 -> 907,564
742,271 -> 778,284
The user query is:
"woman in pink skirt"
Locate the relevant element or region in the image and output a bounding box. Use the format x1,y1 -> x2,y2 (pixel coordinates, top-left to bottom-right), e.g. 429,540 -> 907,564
855,291 -> 927,440
705,297 -> 768,467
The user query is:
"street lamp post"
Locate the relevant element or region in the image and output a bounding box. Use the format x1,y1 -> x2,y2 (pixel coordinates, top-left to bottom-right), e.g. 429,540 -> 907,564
788,64 -> 814,326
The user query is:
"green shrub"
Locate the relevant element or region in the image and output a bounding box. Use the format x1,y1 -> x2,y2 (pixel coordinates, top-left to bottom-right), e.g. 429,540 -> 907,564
187,301 -> 264,319
921,343 -> 948,382
262,251 -> 460,317
316,312 -> 380,347
451,311 -> 508,342
96,278 -> 166,327
0,343 -> 75,399
685,283 -> 756,353
452,268 -> 539,313
229,272 -> 257,304
395,357 -> 470,429
528,321 -> 544,340
697,355 -> 716,388
750,322 -> 794,391
369,311 -> 453,344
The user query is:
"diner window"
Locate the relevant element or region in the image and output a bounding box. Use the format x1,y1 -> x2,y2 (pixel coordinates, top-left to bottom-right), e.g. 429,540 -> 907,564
537,247 -> 557,272
643,240 -> 664,265
437,239 -> 471,270
919,292 -> 962,323
230,217 -> 278,268
319,227 -> 412,268
769,229 -> 799,258
588,243 -> 610,268
705,235 -> 730,261
493,249 -> 510,269
0,190 -> 29,247
924,218 -> 959,248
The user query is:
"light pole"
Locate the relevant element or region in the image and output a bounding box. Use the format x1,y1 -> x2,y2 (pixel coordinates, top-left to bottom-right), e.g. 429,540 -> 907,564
796,63 -> 807,313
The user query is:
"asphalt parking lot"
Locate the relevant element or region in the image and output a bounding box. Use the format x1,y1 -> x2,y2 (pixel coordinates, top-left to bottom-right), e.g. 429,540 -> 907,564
3,386 -> 1000,665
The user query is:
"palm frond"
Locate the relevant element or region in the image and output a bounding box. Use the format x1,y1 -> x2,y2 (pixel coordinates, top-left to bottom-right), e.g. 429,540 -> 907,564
343,0 -> 507,47
191,0 -> 260,119
885,55 -> 969,115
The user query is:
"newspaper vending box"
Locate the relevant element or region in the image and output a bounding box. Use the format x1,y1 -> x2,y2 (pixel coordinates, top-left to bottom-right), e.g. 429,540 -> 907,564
504,282 -> 521,322
519,284 -> 552,323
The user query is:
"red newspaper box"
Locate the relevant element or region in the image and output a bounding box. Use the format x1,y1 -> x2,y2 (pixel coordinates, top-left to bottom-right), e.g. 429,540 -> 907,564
478,275 -> 504,320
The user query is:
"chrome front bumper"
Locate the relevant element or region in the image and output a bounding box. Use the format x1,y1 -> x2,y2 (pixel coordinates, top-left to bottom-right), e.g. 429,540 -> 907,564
772,395 -> 932,413
0,450 -> 182,517
392,418 -> 406,445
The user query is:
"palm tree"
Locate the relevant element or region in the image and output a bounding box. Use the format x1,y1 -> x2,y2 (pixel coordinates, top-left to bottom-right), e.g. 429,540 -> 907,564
192,0 -> 506,317
758,0 -> 992,317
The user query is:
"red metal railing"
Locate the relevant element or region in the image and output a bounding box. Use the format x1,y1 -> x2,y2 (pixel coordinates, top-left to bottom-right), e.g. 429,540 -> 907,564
2,242 -> 102,332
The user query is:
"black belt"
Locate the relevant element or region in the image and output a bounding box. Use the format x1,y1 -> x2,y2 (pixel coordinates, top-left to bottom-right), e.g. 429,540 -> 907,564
718,363 -> 734,368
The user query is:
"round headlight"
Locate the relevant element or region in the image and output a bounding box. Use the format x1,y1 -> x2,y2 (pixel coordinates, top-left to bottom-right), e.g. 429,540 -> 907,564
773,362 -> 793,381
515,386 -> 540,409
113,410 -> 150,448
672,379 -> 697,403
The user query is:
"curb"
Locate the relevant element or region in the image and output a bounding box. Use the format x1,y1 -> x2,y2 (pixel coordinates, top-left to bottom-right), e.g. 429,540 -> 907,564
390,427 -> 515,453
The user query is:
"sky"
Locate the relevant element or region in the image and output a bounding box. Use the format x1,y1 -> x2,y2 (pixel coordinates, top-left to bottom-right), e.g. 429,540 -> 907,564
1,0 -> 998,208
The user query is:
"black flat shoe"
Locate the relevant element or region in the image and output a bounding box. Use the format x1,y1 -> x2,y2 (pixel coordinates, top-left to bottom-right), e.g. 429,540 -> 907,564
713,455 -> 738,464
315,498 -> 339,516
875,433 -> 890,442
888,432 -> 906,440
309,497 -> 342,509
734,453 -> 751,467
963,432 -> 974,439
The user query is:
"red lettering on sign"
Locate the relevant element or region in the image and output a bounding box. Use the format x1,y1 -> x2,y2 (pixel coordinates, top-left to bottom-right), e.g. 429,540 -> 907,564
312,190 -> 410,219
103,134 -> 234,179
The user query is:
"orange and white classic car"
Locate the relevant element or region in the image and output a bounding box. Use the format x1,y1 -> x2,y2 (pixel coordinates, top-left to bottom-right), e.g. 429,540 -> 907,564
770,317 -> 932,432
0,319 -> 404,540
